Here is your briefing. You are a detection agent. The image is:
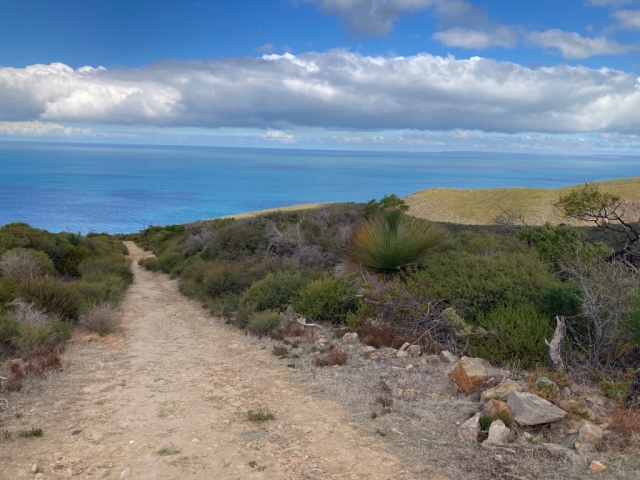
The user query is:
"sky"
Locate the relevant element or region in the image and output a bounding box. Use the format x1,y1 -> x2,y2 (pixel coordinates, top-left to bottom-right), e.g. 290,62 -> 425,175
0,0 -> 640,153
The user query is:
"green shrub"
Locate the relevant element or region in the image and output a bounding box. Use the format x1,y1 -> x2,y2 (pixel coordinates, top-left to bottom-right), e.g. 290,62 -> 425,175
0,277 -> 18,305
18,275 -> 81,321
0,248 -> 55,280
200,220 -> 267,261
78,255 -> 133,284
235,303 -> 256,329
247,310 -> 281,335
292,275 -> 359,324
422,232 -> 559,321
74,275 -> 128,310
345,210 -> 448,275
201,262 -> 247,297
155,252 -> 184,274
468,303 -> 553,368
0,314 -> 21,348
241,272 -> 309,311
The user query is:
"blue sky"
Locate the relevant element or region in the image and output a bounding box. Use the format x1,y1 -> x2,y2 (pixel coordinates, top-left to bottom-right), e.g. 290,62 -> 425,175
1,0 -> 639,153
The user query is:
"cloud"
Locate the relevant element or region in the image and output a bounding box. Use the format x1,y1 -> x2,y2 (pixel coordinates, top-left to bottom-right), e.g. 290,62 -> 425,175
256,43 -> 275,53
527,29 -> 634,58
613,10 -> 640,29
585,0 -> 633,7
0,120 -> 92,136
2,52 -> 640,135
433,26 -> 517,49
304,0 -> 481,35
263,129 -> 296,142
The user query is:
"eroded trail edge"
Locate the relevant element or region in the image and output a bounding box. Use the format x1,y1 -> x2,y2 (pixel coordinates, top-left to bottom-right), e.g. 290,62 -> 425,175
1,242 -> 413,480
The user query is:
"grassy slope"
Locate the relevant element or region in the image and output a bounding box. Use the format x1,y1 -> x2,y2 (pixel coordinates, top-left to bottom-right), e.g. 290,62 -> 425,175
405,177 -> 640,225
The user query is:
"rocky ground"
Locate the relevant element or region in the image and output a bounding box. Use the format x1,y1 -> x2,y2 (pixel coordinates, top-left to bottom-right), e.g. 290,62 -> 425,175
1,241 -> 639,479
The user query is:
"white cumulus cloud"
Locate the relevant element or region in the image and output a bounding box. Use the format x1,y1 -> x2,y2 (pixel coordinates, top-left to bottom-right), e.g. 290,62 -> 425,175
0,120 -> 92,136
263,130 -> 296,142
2,52 -> 640,135
527,29 -> 634,58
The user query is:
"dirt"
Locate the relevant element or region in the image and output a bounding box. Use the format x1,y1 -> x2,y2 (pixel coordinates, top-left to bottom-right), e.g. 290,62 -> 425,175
0,242 -> 418,479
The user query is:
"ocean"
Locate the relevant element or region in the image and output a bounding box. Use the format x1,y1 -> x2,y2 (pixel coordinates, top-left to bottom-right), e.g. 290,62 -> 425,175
1,141 -> 639,234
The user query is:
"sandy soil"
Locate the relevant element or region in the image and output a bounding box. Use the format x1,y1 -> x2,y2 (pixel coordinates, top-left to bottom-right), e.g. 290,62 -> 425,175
0,242 -> 419,480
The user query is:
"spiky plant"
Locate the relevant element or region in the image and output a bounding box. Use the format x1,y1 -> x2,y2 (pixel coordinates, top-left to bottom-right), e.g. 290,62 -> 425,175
345,209 -> 448,275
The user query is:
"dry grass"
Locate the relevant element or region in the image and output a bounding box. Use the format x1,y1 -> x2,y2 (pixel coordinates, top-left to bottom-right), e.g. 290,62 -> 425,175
406,177 -> 640,225
611,409 -> 640,445
79,303 -> 120,336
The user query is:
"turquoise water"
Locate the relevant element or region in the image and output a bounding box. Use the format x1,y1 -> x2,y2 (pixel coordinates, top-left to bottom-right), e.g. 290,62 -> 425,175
1,141 -> 639,234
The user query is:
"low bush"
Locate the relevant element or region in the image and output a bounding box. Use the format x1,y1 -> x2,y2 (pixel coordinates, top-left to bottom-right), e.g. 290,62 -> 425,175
0,248 -> 55,280
80,303 -> 120,336
0,277 -> 18,305
345,209 -> 448,275
78,254 -> 133,284
468,303 -> 553,369
74,275 -> 129,312
18,275 -> 81,321
292,275 -> 360,324
240,272 -> 309,311
314,348 -> 348,367
246,310 -> 281,335
353,322 -> 408,349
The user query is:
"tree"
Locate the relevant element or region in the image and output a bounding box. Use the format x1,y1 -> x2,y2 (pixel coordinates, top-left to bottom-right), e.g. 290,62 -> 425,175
556,183 -> 639,268
362,194 -> 409,220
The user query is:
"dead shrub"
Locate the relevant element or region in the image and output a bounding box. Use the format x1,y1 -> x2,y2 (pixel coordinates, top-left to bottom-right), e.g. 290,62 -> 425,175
272,345 -> 290,358
0,248 -> 54,281
314,348 -> 348,367
611,409 -> 640,439
8,300 -> 51,326
355,322 -> 407,350
376,395 -> 394,409
79,303 -> 120,336
10,362 -> 25,379
282,321 -> 306,337
2,377 -> 23,392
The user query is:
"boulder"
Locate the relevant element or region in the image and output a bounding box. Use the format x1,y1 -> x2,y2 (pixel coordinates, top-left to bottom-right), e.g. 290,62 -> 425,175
481,380 -> 521,403
342,332 -> 359,343
457,413 -> 481,442
485,419 -> 511,445
578,421 -> 604,444
448,357 -> 488,393
407,345 -> 421,357
484,399 -> 513,420
507,392 -> 567,426
440,350 -> 459,364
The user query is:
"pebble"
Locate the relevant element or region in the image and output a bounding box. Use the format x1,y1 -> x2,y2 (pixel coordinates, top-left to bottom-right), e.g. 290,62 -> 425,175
192,438 -> 200,443
120,466 -> 131,478
589,461 -> 606,472
31,463 -> 39,474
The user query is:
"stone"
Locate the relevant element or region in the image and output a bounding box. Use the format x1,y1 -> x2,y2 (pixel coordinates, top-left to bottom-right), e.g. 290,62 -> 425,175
421,355 -> 441,365
31,463 -> 39,474
484,399 -> 513,419
559,387 -> 571,398
589,461 -> 606,472
485,419 -> 511,445
407,345 -> 421,357
120,467 -> 131,479
542,443 -> 580,463
578,421 -> 603,445
560,434 -> 578,449
507,392 -> 567,426
457,413 -> 481,442
439,350 -> 459,364
399,342 -> 411,351
448,357 -> 487,393
575,441 -> 596,453
481,380 -> 521,403
396,350 -> 409,359
363,346 -> 376,353
342,332 -> 359,343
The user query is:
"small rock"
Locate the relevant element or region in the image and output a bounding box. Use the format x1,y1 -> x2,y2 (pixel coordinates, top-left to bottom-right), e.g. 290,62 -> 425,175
317,337 -> 328,345
485,419 -> 511,445
120,467 -> 131,479
342,333 -> 359,343
542,443 -> 580,463
396,350 -> 409,359
575,441 -> 596,453
399,342 -> 411,352
578,421 -> 604,444
421,355 -> 441,365
457,413 -> 481,442
484,399 -> 513,419
559,387 -> 571,398
363,346 -> 376,353
480,380 -> 521,403
405,364 -> 414,370
507,392 -> 567,426
448,357 -> 487,393
589,461 -> 606,472
31,463 -> 39,474
560,434 -> 578,449
71,430 -> 82,435
440,350 -> 459,364
567,428 -> 578,435
407,345 -> 421,357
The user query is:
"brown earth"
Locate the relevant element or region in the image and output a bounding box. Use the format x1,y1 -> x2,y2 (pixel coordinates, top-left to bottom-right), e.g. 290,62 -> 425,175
0,242 -> 417,480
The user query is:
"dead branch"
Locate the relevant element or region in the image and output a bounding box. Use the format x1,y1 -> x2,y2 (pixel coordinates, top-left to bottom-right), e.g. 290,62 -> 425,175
545,316 -> 566,370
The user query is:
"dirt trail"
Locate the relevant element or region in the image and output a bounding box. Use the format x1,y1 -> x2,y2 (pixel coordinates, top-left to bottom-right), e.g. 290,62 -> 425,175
1,242 -> 417,480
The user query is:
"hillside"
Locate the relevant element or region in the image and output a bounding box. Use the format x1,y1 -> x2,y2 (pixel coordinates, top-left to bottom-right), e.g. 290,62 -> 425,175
405,177 -> 640,225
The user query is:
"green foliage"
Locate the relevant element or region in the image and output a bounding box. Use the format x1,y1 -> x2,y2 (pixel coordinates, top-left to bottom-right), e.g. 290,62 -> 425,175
0,277 -> 18,305
422,232 -> 559,321
539,282 -> 581,318
479,412 -> 512,431
362,194 -> 409,220
240,272 -> 309,311
468,303 -> 553,368
18,276 -> 81,321
345,209 -> 449,275
293,275 -> 359,324
78,254 -> 133,284
74,275 -> 129,312
201,220 -> 267,261
246,310 -> 281,335
557,184 -> 620,219
600,379 -> 632,400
